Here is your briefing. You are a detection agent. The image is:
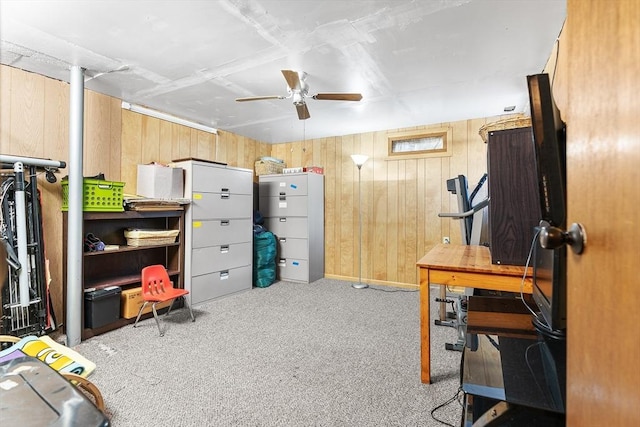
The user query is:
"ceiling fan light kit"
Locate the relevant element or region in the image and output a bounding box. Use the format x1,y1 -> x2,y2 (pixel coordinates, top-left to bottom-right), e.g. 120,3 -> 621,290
236,69 -> 363,120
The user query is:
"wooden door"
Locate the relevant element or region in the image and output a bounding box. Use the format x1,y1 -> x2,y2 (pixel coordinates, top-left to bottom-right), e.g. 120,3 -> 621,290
558,1 -> 640,425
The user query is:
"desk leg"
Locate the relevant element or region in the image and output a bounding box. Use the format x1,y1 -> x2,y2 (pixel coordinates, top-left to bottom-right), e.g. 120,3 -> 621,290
419,266 -> 431,384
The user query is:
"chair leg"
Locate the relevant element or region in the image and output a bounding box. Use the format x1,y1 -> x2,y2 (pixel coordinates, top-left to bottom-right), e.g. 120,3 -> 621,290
164,299 -> 176,317
164,297 -> 195,323
151,303 -> 164,337
186,297 -> 195,322
133,302 -> 149,328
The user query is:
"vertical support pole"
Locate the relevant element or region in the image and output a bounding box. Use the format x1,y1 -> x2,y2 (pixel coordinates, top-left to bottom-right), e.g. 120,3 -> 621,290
66,66 -> 85,346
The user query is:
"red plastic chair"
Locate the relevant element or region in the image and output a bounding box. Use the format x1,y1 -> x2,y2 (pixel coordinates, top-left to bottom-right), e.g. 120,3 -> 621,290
133,265 -> 195,336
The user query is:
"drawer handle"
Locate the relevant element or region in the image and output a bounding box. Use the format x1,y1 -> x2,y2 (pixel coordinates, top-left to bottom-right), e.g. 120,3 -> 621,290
279,238 -> 286,243
278,259 -> 286,267
220,245 -> 229,253
279,218 -> 287,222
221,188 -> 229,192
221,192 -> 230,199
220,220 -> 230,226
279,192 -> 286,196
220,271 -> 229,280
279,195 -> 286,201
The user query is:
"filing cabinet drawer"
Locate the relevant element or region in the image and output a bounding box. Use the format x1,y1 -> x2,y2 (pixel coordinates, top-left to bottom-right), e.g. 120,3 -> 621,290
277,258 -> 309,283
192,164 -> 252,194
191,218 -> 252,248
192,193 -> 252,219
263,217 -> 308,239
259,195 -> 307,217
276,237 -> 308,259
259,173 -> 309,197
190,265 -> 252,305
192,242 -> 252,276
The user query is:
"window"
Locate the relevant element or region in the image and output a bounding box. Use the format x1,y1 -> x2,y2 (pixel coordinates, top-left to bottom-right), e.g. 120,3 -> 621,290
387,128 -> 452,159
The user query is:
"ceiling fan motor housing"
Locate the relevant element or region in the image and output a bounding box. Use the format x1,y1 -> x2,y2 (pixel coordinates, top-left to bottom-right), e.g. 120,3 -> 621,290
237,69 -> 361,120
293,92 -> 305,105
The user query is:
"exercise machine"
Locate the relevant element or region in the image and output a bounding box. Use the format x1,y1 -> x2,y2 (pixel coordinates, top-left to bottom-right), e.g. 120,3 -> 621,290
436,173 -> 489,351
1,154 -> 66,337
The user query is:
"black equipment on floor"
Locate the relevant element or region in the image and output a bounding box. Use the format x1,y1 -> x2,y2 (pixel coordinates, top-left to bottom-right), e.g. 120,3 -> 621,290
1,155 -> 65,337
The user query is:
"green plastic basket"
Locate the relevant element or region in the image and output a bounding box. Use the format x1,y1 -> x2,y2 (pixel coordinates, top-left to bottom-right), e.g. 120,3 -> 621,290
62,179 -> 125,212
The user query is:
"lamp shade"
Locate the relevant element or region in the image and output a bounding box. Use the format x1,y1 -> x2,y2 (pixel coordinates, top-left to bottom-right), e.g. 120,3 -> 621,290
350,154 -> 369,167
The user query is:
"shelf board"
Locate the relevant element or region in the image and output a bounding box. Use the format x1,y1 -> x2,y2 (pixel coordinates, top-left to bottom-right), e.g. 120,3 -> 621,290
84,242 -> 180,256
81,210 -> 183,220
84,269 -> 181,290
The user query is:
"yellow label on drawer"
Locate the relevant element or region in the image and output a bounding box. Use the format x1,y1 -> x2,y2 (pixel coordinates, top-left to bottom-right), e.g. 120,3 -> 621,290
193,221 -> 202,228
193,193 -> 202,200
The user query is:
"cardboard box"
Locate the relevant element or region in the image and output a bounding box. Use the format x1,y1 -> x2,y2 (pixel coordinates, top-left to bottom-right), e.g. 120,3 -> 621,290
84,286 -> 121,328
120,287 -> 174,319
303,166 -> 324,174
137,164 -> 184,199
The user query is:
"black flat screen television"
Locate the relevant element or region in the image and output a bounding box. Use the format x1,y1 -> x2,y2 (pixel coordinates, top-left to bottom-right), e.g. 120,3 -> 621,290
527,73 -> 567,335
532,222 -> 567,334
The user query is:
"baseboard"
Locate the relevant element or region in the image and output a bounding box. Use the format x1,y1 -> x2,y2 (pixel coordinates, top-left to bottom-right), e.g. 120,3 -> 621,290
323,274 -> 418,290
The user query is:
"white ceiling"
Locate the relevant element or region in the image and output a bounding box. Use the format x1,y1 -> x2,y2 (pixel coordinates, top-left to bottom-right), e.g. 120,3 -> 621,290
0,0 -> 565,143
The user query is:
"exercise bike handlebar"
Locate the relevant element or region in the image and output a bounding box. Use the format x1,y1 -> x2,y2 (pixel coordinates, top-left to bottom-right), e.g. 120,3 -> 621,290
0,154 -> 66,169
438,198 -> 490,219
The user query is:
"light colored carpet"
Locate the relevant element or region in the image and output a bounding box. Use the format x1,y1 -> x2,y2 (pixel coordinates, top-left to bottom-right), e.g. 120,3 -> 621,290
73,279 -> 463,426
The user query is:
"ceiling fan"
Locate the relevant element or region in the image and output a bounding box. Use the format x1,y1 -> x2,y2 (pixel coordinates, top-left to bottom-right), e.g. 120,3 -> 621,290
235,70 -> 363,120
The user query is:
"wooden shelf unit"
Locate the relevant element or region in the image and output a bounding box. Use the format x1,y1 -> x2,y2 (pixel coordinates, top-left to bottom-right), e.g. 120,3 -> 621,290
63,209 -> 185,340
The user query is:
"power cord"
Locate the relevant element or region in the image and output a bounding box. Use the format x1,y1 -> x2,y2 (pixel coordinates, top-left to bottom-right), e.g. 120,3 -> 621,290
520,228 -> 543,322
525,341 -> 547,400
519,228 -> 566,340
430,386 -> 464,427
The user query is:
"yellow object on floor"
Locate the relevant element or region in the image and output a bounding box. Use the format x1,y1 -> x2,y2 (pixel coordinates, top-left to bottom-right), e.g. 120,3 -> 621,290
0,335 -> 96,378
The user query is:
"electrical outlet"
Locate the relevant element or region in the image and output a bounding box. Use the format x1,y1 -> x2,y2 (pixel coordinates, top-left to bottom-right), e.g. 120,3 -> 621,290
443,237 -> 450,244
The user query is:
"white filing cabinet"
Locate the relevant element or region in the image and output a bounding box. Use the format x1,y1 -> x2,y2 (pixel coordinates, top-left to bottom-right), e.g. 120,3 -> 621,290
171,159 -> 253,306
259,173 -> 324,283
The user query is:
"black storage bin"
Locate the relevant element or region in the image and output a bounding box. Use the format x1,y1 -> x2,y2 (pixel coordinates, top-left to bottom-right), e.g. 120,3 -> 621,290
84,286 -> 121,328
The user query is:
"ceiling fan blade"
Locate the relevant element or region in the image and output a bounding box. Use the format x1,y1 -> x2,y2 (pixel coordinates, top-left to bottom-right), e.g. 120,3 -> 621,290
236,95 -> 284,102
282,69 -> 302,91
296,103 -> 310,120
312,93 -> 363,101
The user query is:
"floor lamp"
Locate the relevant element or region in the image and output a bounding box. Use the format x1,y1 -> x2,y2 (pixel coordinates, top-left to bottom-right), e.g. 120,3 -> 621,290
351,154 -> 369,289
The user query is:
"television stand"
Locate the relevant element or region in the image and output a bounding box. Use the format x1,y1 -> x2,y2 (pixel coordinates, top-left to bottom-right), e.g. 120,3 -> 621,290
461,296 -> 566,426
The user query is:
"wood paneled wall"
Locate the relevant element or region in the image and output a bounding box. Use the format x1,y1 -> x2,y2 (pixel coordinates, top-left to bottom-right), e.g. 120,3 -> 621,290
119,112 -> 269,194
269,117 -> 497,287
0,64 -> 267,325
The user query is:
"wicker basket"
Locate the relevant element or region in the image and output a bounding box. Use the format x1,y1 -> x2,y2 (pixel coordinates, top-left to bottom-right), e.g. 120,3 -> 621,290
124,229 -> 179,247
255,159 -> 285,176
478,114 -> 532,143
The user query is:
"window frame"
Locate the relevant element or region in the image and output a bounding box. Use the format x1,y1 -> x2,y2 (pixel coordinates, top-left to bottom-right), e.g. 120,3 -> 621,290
387,128 -> 452,159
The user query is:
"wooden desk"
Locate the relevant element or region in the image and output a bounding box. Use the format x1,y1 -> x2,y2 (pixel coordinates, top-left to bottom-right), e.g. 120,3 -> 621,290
417,244 -> 532,384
